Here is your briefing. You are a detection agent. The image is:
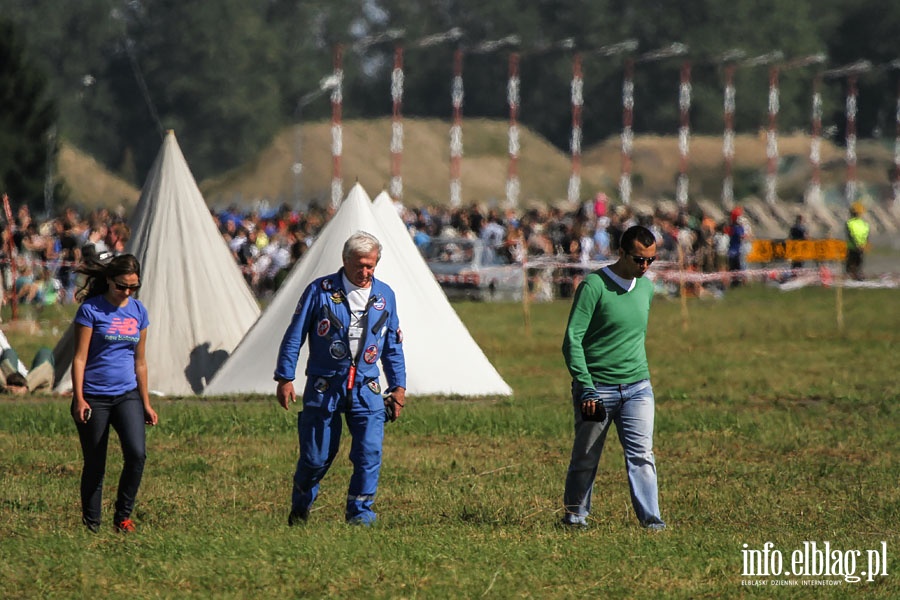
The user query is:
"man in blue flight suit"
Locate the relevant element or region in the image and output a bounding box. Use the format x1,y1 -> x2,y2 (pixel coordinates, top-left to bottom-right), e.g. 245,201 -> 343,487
275,231 -> 406,526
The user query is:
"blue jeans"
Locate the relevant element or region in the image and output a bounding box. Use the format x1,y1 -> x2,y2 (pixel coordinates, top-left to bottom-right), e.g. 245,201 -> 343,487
563,379 -> 664,527
291,380 -> 385,524
74,389 -> 147,527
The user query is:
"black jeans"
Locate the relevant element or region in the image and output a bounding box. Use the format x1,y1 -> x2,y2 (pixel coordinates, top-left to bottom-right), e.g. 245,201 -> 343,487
75,389 -> 147,527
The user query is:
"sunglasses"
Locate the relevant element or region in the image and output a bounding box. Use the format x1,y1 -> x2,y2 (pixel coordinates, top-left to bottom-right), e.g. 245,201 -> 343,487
629,255 -> 657,266
113,281 -> 141,291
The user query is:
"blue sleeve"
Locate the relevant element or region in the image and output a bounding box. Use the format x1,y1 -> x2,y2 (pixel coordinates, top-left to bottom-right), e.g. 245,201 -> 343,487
74,302 -> 94,328
274,283 -> 317,381
380,290 -> 406,389
137,300 -> 150,330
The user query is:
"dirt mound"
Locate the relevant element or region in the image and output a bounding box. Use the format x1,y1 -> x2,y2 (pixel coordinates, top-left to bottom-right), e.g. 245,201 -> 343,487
56,143 -> 140,212
199,117 -> 611,209
53,120 -> 899,240
583,133 -> 894,202
199,118 -> 897,214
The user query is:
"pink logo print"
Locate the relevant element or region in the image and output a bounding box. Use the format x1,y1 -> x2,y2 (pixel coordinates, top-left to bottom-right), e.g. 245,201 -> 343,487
107,317 -> 139,336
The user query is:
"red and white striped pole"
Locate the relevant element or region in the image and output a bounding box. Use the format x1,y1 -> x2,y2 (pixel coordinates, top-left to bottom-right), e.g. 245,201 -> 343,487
390,44 -> 404,201
450,48 -> 464,207
894,79 -> 900,210
506,52 -> 521,208
721,64 -> 736,208
330,44 -> 344,208
845,74 -> 859,203
2,194 -> 17,320
568,53 -> 584,204
765,66 -> 780,205
676,61 -> 692,206
620,57 -> 635,205
808,73 -> 823,205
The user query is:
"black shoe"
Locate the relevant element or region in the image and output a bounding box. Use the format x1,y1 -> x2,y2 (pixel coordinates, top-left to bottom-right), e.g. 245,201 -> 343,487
82,516 -> 100,533
288,508 -> 309,526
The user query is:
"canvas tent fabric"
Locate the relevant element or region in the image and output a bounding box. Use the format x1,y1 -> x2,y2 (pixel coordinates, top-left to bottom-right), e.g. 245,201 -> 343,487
369,191 -> 512,395
53,131 -> 261,395
203,183 -> 379,395
204,184 -> 512,397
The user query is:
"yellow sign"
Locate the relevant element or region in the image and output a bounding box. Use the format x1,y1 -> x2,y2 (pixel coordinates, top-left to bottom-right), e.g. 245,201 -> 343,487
747,239 -> 846,263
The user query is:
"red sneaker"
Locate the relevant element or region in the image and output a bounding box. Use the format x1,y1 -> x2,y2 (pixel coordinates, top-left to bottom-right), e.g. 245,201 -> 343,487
114,519 -> 136,533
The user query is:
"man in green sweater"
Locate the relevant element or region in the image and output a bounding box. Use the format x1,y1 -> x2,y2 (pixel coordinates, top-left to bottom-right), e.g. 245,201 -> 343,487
561,225 -> 666,530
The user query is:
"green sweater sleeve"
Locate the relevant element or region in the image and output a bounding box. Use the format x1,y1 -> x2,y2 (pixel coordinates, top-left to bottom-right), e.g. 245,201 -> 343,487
562,274 -> 602,389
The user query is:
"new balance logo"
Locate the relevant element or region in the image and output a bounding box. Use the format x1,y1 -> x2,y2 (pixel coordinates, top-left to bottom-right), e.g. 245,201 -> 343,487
106,318 -> 139,336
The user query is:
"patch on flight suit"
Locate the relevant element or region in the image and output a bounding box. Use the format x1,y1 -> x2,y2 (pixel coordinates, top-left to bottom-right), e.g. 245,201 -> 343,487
363,344 -> 379,364
330,291 -> 343,304
329,340 -> 348,359
316,318 -> 331,336
321,279 -> 333,290
366,380 -> 381,394
373,297 -> 386,310
313,377 -> 329,392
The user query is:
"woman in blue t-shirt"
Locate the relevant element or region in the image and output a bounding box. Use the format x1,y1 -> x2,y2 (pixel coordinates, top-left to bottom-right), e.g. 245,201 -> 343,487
70,254 -> 157,533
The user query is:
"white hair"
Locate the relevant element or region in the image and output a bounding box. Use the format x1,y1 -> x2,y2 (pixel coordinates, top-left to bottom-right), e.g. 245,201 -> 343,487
343,231 -> 382,262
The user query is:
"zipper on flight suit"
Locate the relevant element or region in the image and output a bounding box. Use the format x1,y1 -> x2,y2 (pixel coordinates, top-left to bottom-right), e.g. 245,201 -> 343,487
345,294 -> 379,394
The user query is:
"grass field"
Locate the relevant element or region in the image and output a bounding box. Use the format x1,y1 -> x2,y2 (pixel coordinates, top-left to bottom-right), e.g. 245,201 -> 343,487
1,286 -> 897,598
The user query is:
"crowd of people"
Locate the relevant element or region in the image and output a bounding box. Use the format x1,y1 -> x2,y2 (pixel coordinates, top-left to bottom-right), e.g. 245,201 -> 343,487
0,196 -> 869,535
3,192 -> 763,309
3,204 -> 131,308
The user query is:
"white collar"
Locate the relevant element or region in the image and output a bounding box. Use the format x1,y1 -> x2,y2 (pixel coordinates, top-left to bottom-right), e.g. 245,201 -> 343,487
601,266 -> 636,292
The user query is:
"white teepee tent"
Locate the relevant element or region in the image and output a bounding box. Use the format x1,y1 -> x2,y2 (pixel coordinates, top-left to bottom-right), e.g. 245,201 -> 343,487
369,191 -> 512,395
53,131 -> 261,395
203,184 -> 512,397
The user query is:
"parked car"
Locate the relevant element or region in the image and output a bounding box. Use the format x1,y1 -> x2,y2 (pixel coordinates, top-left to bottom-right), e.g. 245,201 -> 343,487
422,238 -> 524,301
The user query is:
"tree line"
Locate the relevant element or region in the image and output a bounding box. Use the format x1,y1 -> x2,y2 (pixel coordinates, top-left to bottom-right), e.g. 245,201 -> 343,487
2,0 -> 899,212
